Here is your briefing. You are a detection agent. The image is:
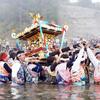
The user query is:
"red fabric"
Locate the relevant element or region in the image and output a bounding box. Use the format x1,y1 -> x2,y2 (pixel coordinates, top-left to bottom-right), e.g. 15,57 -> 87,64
0,52 -> 8,61
25,47 -> 45,56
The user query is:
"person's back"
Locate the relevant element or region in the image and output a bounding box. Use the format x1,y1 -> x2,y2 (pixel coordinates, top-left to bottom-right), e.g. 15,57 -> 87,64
0,52 -> 11,84
87,48 -> 100,84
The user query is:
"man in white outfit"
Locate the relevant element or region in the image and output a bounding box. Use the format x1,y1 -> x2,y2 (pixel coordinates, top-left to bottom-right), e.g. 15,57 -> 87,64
71,43 -> 88,86
86,47 -> 100,84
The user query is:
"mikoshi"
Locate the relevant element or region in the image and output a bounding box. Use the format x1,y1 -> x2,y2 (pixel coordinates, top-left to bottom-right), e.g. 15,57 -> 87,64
15,13 -> 68,58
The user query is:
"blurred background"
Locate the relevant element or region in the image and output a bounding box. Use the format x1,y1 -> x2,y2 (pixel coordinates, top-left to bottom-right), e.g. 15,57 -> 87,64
0,0 -> 100,46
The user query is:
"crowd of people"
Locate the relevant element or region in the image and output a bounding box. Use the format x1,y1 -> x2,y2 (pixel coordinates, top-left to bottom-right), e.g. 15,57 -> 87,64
0,38 -> 99,87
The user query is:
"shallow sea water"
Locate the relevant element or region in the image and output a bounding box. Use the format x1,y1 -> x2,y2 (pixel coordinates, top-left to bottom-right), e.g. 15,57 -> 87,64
0,83 -> 100,100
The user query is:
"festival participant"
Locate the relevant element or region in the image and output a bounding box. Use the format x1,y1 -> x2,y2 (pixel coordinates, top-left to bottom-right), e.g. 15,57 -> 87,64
26,55 -> 46,83
48,49 -> 71,85
8,52 -> 16,66
44,56 -> 58,84
27,63 -> 39,84
11,51 -> 33,86
71,44 -> 87,86
31,62 -> 46,82
86,46 -> 100,84
0,52 -> 12,84
43,50 -> 62,84
55,62 -> 71,85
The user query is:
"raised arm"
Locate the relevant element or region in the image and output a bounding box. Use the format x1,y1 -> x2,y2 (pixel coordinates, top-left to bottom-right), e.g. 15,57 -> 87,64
87,48 -> 99,67
74,48 -> 84,65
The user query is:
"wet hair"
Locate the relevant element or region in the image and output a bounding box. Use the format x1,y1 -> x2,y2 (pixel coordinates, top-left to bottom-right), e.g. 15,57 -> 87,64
50,62 -> 58,71
49,47 -> 70,57
47,56 -> 55,66
62,47 -> 70,52
49,50 -> 60,56
93,44 -> 97,48
16,51 -> 24,60
74,50 -> 80,54
9,52 -> 16,60
67,60 -> 73,69
80,59 -> 87,64
16,51 -> 24,56
66,50 -> 80,70
69,52 -> 72,56
95,52 -> 100,56
61,54 -> 68,58
73,44 -> 80,48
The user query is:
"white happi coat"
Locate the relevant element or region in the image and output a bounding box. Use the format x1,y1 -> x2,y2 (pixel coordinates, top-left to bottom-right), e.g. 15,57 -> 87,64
71,48 -> 86,82
87,48 -> 100,82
